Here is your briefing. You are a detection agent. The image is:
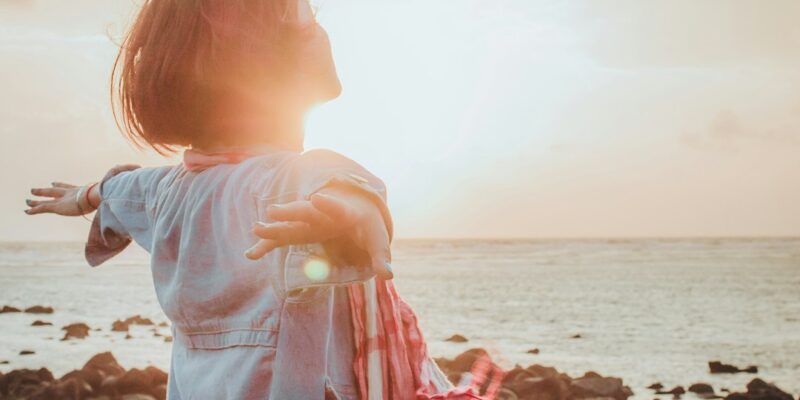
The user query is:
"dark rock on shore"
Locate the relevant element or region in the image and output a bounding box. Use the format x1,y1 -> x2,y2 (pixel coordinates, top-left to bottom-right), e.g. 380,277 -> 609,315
710,361 -> 758,374
656,385 -> 686,396
648,382 -> 664,390
435,348 -> 633,400
31,320 -> 52,327
0,305 -> 21,313
724,378 -> 793,400
0,368 -> 54,398
19,350 -> 35,356
0,352 -> 168,400
111,315 -> 156,333
690,383 -> 723,399
570,334 -> 582,339
24,306 -> 54,314
445,334 -> 469,343
61,323 -> 90,340
526,348 -> 540,354
125,315 -> 155,326
112,319 -> 130,332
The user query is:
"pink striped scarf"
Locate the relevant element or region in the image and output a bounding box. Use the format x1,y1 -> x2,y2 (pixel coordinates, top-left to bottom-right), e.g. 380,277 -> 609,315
182,148 -> 495,399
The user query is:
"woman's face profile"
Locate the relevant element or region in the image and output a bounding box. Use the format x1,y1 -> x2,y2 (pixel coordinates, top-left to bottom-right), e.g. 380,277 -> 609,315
294,0 -> 342,103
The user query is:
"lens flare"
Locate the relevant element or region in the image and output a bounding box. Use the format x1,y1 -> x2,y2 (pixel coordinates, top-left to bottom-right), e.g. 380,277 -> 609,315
304,258 -> 330,281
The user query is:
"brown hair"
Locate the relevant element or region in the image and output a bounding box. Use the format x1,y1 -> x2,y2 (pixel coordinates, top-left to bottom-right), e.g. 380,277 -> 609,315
112,0 -> 312,154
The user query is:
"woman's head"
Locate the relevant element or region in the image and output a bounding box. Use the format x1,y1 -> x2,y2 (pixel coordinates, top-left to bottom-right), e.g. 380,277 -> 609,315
113,0 -> 340,153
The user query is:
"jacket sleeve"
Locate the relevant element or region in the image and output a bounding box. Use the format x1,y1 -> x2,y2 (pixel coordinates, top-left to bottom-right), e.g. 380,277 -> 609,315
85,166 -> 170,266
276,149 -> 393,294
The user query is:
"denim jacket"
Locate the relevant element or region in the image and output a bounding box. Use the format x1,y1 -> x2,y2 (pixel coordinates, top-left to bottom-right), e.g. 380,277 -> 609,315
85,149 -> 391,399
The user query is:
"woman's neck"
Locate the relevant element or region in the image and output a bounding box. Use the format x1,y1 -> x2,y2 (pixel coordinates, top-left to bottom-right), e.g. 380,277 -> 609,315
194,109 -> 306,153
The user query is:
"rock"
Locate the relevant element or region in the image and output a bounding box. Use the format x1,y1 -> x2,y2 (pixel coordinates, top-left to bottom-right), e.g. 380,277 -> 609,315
445,334 -> 469,343
647,383 -> 664,390
31,320 -> 53,326
689,383 -> 715,394
62,322 -> 91,340
448,348 -> 490,373
19,350 -> 35,355
0,305 -> 21,313
709,361 -> 758,374
158,321 -> 169,327
126,333 -> 134,340
526,364 -> 561,380
513,376 -> 568,400
656,386 -> 686,397
723,378 -> 794,400
143,366 -> 168,387
164,336 -> 173,343
61,368 -> 104,391
570,376 -> 631,400
0,360 -> 9,364
153,384 -> 168,400
527,348 -> 541,354
0,368 -> 54,399
29,376 -> 93,400
117,368 -> 156,395
571,334 -> 583,339
154,331 -> 162,337
112,319 -> 130,332
124,315 -> 155,326
24,306 -> 54,314
83,352 -> 126,377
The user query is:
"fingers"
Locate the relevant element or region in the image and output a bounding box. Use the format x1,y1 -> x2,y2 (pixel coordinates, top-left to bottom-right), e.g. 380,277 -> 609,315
267,200 -> 334,227
25,203 -> 54,215
30,187 -> 65,198
310,192 -> 357,225
25,199 -> 50,208
51,182 -> 76,189
244,239 -> 279,260
253,221 -> 333,244
366,229 -> 393,280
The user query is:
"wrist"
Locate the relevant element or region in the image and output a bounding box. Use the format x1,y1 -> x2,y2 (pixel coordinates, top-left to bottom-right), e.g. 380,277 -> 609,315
85,182 -> 100,209
76,183 -> 100,215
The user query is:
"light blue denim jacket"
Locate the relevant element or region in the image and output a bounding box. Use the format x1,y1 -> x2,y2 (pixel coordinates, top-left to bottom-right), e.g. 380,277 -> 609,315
85,149 -> 391,400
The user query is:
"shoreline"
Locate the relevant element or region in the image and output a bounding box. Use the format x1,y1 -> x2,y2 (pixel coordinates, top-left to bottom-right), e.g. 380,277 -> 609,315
1,349 -> 795,400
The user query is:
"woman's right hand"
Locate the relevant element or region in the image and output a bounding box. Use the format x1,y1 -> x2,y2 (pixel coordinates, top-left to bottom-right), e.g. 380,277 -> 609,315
25,164 -> 141,217
25,182 -> 86,216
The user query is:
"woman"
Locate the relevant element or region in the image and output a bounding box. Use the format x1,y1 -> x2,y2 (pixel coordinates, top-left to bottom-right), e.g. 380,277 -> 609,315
25,0 -> 474,399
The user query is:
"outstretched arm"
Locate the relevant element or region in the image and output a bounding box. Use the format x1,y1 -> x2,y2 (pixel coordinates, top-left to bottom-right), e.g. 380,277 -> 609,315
245,186 -> 393,280
25,164 -> 141,217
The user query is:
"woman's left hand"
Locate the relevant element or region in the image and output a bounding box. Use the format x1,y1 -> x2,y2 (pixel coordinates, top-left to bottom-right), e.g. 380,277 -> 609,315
245,188 -> 393,279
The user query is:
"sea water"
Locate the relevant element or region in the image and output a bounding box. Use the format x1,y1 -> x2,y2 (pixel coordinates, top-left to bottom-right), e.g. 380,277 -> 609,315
1,239 -> 798,398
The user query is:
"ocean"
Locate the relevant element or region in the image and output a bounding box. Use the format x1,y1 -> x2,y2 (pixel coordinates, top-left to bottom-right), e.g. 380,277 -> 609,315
1,239 -> 798,398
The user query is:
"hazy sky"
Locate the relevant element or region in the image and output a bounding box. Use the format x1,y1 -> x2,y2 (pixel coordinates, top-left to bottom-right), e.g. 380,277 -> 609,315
1,0 -> 798,240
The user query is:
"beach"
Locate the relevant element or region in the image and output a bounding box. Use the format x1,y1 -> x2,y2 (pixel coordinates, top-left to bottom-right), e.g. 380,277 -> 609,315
1,238 -> 798,399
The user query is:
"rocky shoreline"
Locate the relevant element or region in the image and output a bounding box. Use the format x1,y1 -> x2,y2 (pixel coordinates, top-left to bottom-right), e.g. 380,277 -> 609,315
1,348 -> 796,400
1,307 -> 797,400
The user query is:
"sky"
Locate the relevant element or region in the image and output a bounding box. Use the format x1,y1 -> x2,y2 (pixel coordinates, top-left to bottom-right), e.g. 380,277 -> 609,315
1,0 -> 799,240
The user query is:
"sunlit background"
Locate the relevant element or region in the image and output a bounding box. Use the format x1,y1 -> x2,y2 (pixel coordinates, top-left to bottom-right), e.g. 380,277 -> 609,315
2,0 -> 798,240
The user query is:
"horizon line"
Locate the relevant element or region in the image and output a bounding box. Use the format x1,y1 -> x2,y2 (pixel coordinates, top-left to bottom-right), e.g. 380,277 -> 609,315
1,235 -> 798,244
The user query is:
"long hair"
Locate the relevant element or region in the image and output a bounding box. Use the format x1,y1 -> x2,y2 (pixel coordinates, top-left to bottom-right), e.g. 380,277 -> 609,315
112,0 -> 312,154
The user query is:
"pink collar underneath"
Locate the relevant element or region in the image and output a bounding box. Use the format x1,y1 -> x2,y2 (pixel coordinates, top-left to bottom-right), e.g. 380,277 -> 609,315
182,149 -> 259,172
